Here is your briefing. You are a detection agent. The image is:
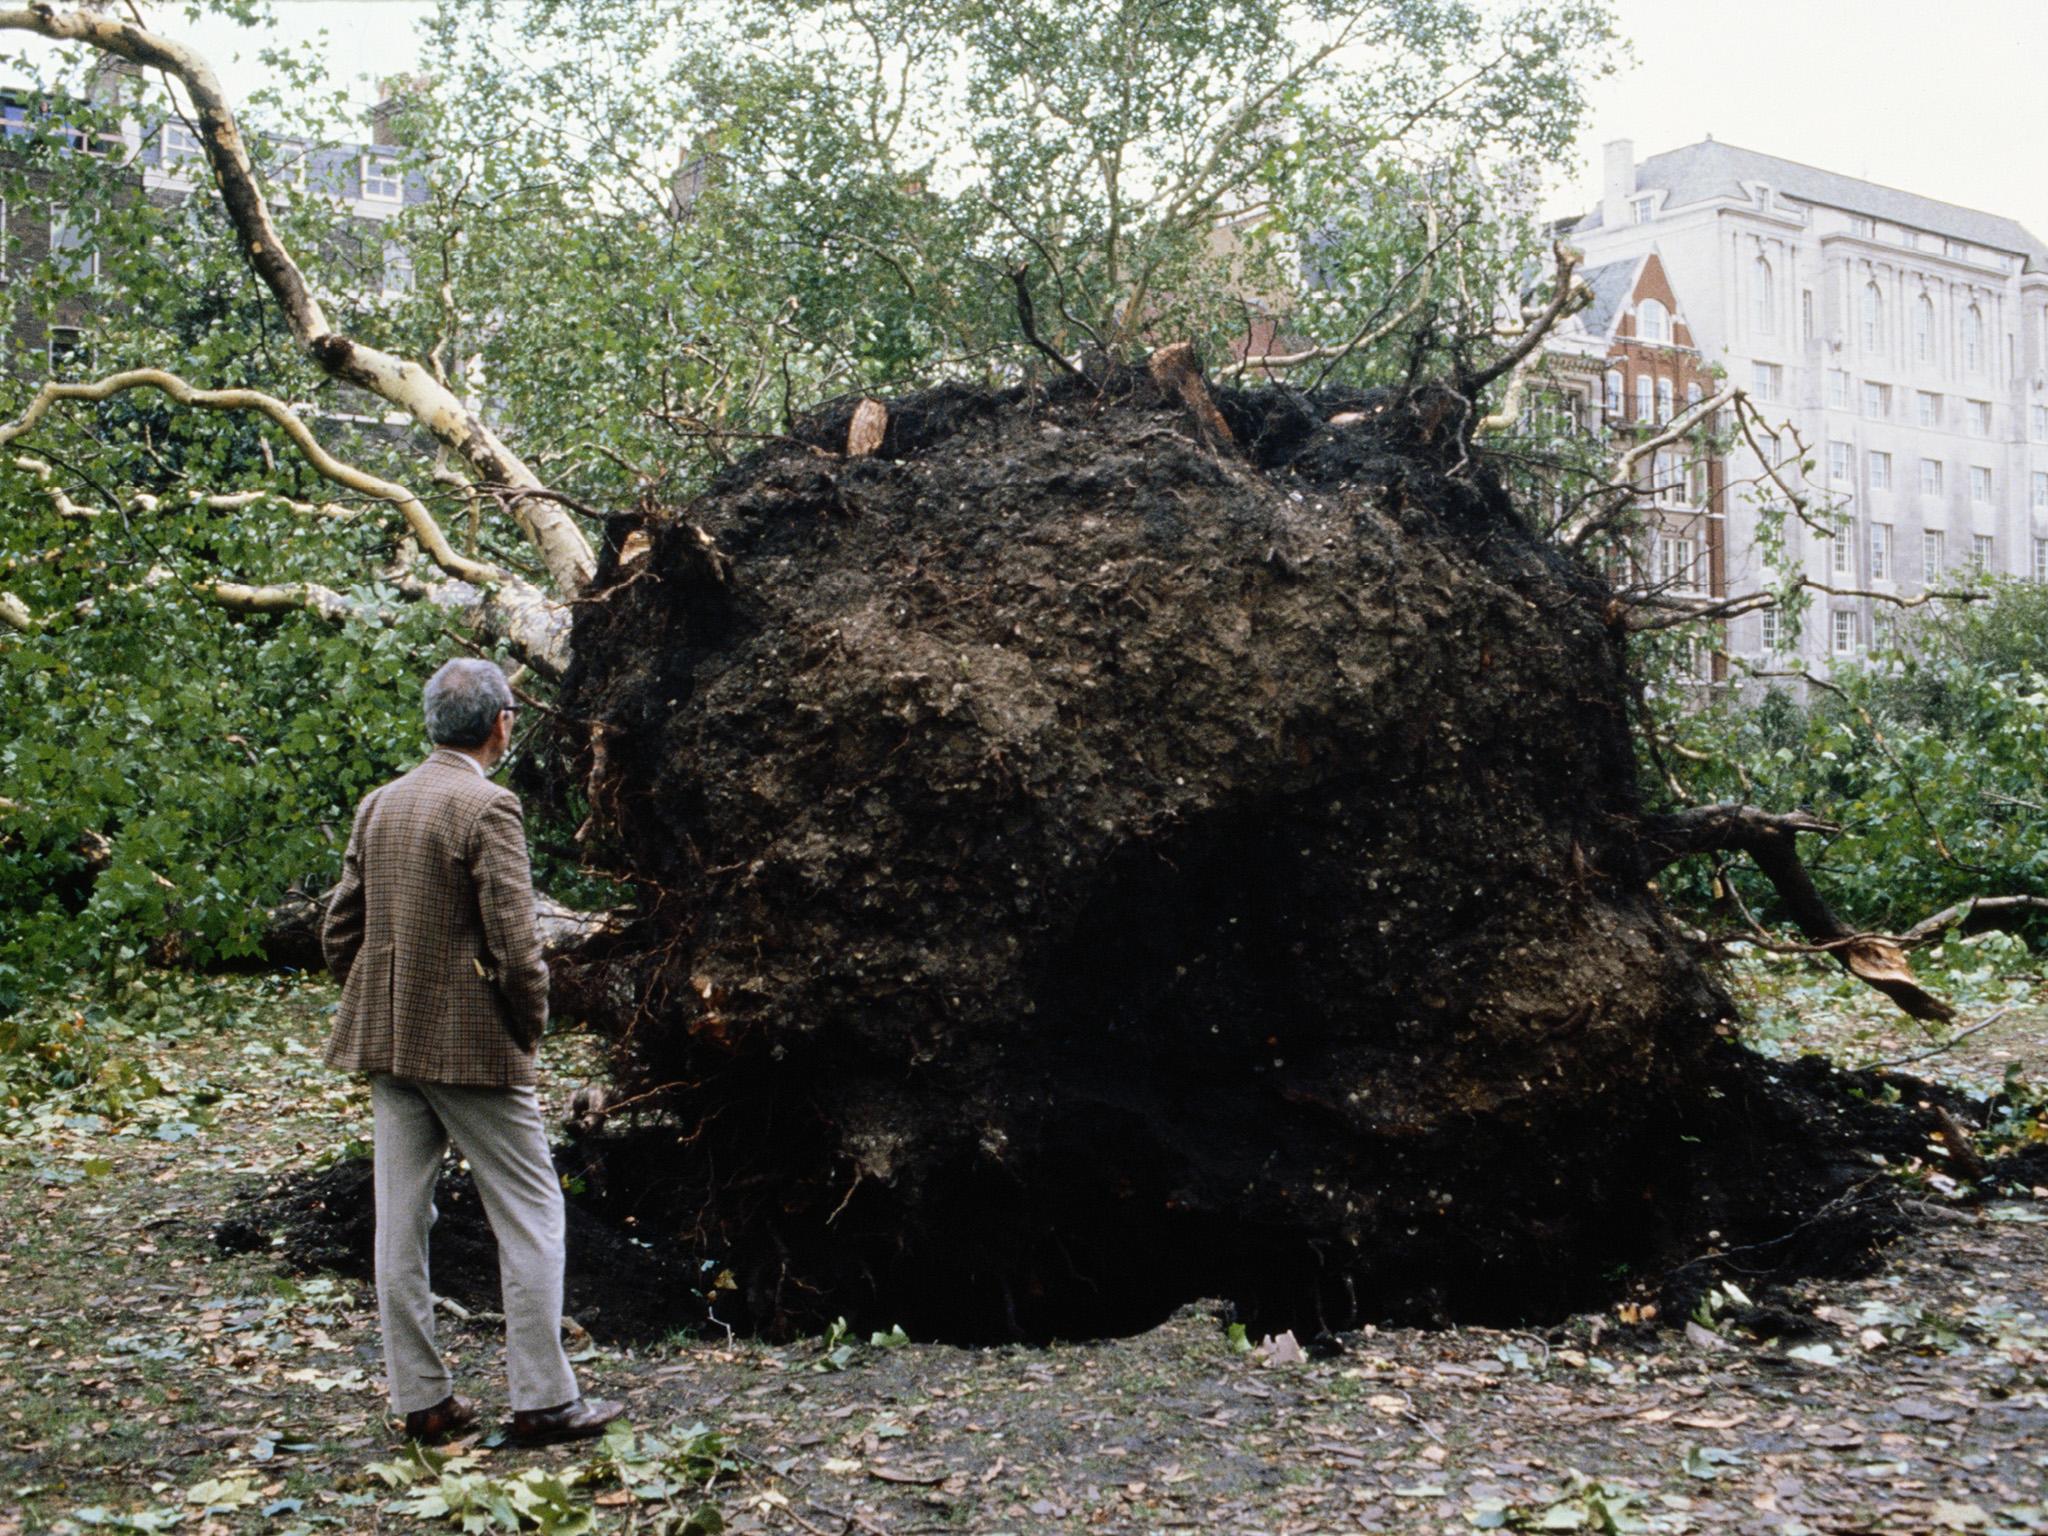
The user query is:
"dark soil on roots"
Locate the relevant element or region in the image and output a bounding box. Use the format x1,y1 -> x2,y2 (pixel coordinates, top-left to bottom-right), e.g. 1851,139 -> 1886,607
414,363 -> 1973,1345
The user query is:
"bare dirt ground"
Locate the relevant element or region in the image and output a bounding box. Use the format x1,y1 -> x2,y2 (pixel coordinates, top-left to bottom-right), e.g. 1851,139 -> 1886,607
4,957 -> 2047,1536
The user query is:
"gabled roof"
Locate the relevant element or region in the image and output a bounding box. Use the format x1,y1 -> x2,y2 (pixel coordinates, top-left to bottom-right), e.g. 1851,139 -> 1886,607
1573,139 -> 2048,272
1577,256 -> 1644,339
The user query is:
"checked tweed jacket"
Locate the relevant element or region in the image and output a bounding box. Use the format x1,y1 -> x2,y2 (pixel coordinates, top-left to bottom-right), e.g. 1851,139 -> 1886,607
321,749 -> 550,1087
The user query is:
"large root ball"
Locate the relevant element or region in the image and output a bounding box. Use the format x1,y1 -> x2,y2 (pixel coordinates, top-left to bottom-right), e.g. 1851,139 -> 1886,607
542,369 -> 1820,1340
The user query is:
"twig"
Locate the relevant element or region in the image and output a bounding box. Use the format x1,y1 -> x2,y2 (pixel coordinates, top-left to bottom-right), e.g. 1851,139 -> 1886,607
1860,1007 -> 2013,1071
1009,265 -> 1084,381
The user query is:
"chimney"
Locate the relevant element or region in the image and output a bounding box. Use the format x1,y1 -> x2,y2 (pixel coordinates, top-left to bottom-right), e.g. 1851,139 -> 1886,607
1600,138 -> 1635,229
369,76 -> 429,147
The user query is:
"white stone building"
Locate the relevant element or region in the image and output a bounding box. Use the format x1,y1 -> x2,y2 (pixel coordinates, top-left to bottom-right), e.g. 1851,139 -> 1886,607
1564,137 -> 2048,671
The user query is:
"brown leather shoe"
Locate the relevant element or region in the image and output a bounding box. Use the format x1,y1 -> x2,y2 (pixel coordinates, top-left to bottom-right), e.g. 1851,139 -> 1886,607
402,1393 -> 479,1444
509,1396 -> 625,1446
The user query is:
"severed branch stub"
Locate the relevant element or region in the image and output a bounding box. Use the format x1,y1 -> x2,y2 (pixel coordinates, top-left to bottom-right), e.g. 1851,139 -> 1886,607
1147,342 -> 1235,451
1641,803 -> 1956,1023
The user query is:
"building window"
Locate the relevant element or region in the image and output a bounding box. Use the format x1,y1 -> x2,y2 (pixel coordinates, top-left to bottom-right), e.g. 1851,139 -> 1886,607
382,243 -> 414,295
1638,298 -> 1669,343
1752,362 -> 1781,401
2035,538 -> 2048,583
161,120 -> 202,163
1752,256 -> 1774,332
1919,458 -> 1944,495
1652,448 -> 1685,505
1968,400 -> 1991,437
1924,530 -> 1946,579
1918,391 -> 1942,428
1971,534 -> 1995,576
1867,450 -> 1892,490
1828,441 -> 1853,482
2032,404 -> 2047,442
1830,516 -> 1853,577
1850,215 -> 1875,239
1913,293 -> 1935,362
1832,609 -> 1858,654
1862,381 -> 1889,418
2034,470 -> 2048,511
1603,369 -> 1622,415
1631,195 -> 1654,225
1760,607 -> 1783,652
46,325 -> 87,378
1657,532 -> 1698,590
1801,290 -> 1815,344
1971,465 -> 1993,503
1827,369 -> 1849,408
48,205 -> 96,284
1656,376 -> 1674,422
1686,381 -> 1702,410
1861,282 -> 1884,351
361,149 -> 403,203
1963,304 -> 1984,371
1870,522 -> 1892,581
1635,375 -> 1653,422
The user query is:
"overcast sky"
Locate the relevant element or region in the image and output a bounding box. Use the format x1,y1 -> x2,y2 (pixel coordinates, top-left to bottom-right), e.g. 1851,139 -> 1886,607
1558,0 -> 2048,240
28,0 -> 2048,246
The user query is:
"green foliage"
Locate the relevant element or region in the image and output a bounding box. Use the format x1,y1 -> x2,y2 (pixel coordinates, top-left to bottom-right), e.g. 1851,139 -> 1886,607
1663,581 -> 2048,934
2,0 -> 1619,999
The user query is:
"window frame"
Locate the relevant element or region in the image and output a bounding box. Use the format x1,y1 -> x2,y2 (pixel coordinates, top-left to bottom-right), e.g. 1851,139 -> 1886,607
360,148 -> 404,204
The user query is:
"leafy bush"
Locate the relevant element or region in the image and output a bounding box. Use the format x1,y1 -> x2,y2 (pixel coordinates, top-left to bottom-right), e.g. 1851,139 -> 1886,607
1666,580 -> 2048,935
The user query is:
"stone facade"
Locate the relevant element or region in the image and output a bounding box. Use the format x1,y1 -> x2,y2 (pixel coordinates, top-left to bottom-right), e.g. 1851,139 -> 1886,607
1563,137 -> 2048,673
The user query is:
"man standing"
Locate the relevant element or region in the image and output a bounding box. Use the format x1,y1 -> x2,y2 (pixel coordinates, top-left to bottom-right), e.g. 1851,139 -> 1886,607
322,658 -> 622,1446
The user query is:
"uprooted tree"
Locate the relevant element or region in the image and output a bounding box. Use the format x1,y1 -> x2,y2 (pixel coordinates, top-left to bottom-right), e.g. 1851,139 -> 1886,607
0,3 -> 2028,1335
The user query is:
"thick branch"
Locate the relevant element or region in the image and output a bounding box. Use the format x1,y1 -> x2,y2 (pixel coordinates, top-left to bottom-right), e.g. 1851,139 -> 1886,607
204,579 -> 364,624
1462,241 -> 1588,396
1900,895 -> 2048,945
0,369 -> 568,673
1641,803 -> 1956,1023
1010,264 -> 1084,380
0,6 -> 595,593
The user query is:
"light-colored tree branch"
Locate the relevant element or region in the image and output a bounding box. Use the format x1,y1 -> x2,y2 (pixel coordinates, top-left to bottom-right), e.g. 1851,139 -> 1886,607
1465,241 -> 1589,400
0,368 -> 569,672
0,5 -> 596,594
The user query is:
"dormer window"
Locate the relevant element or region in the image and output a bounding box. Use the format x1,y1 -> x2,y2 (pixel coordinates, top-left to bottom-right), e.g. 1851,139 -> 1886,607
361,149 -> 403,203
1637,297 -> 1670,343
1849,215 -> 1875,239
1630,196 -> 1654,225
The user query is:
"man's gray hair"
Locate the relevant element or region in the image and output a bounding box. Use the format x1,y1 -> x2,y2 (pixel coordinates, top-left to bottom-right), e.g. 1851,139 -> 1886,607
423,658 -> 514,748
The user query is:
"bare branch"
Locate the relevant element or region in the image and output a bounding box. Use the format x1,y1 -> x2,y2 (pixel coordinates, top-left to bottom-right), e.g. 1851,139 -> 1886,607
1901,895 -> 2048,946
1010,265 -> 1086,381
204,578 -> 366,624
1641,803 -> 1955,1022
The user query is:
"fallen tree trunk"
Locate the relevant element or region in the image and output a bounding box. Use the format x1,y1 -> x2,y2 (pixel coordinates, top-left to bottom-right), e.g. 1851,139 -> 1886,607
261,886 -> 622,999
522,363 -> 1959,1341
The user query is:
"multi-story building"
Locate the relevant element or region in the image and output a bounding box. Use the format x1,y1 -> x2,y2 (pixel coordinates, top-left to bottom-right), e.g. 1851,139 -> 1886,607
1537,249 -> 1730,679
1,63 -> 424,382
1563,137 -> 2048,671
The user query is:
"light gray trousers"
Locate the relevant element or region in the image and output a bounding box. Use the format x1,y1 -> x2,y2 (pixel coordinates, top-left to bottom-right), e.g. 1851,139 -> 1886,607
369,1074 -> 581,1414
